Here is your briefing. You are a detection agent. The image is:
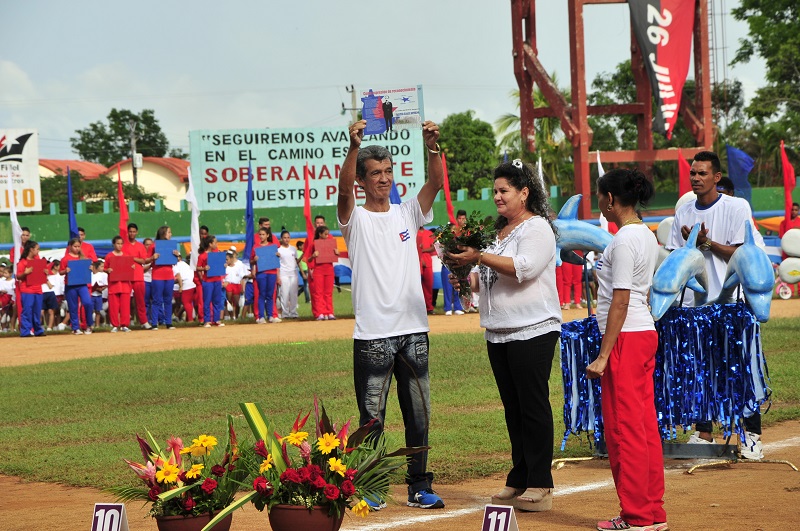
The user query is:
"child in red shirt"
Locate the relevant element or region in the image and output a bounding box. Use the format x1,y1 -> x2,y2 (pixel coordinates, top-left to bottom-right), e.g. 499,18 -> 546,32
16,240 -> 46,337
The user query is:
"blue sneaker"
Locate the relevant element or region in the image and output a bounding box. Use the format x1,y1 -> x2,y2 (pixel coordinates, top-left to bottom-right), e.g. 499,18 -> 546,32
364,497 -> 387,511
407,489 -> 445,509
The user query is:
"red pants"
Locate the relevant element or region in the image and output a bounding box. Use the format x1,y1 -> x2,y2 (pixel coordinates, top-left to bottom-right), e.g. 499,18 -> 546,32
421,265 -> 434,312
181,288 -> 195,321
600,330 -> 666,526
131,281 -> 148,324
107,292 -> 131,328
311,264 -> 334,317
193,281 -> 204,321
555,265 -> 566,305
560,262 -> 583,304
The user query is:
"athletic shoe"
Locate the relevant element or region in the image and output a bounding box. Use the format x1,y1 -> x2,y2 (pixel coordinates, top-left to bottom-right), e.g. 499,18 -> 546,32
269,317 -> 282,323
84,328 -> 93,335
561,303 -> 570,310
256,318 -> 266,324
327,314 -> 336,320
445,311 -> 453,316
121,327 -> 131,332
152,326 -> 158,330
46,327 -> 53,332
57,323 -> 67,331
652,523 -> 669,531
364,497 -> 387,511
596,516 -> 654,530
72,329 -> 83,335
216,322 -> 225,327
110,327 -> 118,333
740,431 -> 764,460
407,489 -> 445,509
204,323 -> 211,328
167,325 -> 176,330
687,432 -> 715,444
142,322 -> 152,330
454,310 -> 464,315
316,315 -> 326,321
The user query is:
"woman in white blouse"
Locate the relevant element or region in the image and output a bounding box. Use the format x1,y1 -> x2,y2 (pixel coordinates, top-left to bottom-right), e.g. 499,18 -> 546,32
447,159 -> 561,512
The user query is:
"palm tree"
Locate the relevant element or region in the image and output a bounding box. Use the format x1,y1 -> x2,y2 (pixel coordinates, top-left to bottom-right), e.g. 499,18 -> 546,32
494,73 -> 574,192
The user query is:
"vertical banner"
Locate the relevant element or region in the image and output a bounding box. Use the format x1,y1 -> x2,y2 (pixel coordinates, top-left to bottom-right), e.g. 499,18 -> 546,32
0,129 -> 41,212
629,0 -> 696,138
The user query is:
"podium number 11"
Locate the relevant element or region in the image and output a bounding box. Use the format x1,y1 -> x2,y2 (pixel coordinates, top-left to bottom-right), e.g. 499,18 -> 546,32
487,509 -> 507,531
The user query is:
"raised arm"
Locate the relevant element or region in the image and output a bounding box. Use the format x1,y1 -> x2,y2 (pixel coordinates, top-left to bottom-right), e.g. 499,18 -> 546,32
337,120 -> 366,226
416,121 -> 443,214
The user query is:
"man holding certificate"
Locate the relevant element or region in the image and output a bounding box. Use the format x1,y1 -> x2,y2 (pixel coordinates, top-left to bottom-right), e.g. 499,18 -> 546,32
337,119 -> 445,510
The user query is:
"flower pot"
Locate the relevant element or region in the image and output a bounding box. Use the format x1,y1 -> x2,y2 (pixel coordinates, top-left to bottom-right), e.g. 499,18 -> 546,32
267,504 -> 344,531
155,513 -> 232,531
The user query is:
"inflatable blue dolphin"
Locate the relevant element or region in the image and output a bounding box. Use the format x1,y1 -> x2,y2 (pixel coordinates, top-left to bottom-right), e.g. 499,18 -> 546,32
650,223 -> 708,320
714,221 -> 773,322
554,195 -> 613,266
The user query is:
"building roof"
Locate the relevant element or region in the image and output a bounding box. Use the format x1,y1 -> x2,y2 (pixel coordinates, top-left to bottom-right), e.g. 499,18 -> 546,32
107,157 -> 190,183
39,159 -> 108,179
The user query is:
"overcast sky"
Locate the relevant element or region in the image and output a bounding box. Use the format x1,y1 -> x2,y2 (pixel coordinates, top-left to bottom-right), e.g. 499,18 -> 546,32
1,1 -> 763,160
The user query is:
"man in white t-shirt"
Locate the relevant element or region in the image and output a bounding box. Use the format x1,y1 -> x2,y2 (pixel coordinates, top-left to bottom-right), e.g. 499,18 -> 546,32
338,119 -> 445,510
666,150 -> 765,459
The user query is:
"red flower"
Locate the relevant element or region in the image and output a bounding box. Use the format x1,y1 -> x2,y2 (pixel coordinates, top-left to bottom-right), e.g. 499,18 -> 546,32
254,440 -> 270,459
183,494 -> 195,511
297,466 -> 312,483
340,480 -> 356,497
253,476 -> 274,496
344,469 -> 357,481
280,469 -> 302,484
324,484 -> 340,501
148,485 -> 161,501
227,464 -> 236,472
311,475 -> 327,490
177,471 -> 187,483
211,465 -> 225,477
200,478 -> 217,495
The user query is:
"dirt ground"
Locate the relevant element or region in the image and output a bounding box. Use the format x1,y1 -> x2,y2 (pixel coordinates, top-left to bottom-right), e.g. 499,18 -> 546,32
3,299 -> 800,530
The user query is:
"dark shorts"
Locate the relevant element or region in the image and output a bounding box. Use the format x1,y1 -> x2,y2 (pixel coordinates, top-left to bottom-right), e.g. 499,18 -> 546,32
244,282 -> 254,305
42,292 -> 59,311
92,295 -> 104,312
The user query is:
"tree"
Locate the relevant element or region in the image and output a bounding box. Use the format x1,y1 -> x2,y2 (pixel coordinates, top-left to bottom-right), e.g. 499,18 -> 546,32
70,109 -> 170,167
494,73 -> 574,192
732,0 -> 800,122
39,172 -> 164,213
439,111 -> 498,198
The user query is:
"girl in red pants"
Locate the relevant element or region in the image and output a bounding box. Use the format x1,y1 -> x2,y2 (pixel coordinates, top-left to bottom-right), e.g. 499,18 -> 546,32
104,236 -> 133,332
309,225 -> 337,320
586,168 -> 666,531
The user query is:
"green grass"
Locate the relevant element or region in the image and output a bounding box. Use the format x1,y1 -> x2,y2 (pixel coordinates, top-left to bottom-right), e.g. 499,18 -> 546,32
1,318 -> 798,489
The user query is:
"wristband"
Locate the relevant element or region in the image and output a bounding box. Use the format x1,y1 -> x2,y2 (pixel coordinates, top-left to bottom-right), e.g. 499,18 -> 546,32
427,143 -> 441,154
477,252 -> 483,266
698,240 -> 712,251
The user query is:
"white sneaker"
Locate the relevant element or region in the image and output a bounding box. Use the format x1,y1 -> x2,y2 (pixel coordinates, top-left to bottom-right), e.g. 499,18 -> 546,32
57,323 -> 66,331
687,431 -> 715,444
84,328 -> 93,335
121,327 -> 131,332
445,311 -> 453,316
454,310 -> 465,315
327,314 -> 336,320
110,327 -> 118,333
740,431 -> 764,460
204,322 -> 211,328
72,329 -> 83,335
269,317 -> 282,323
142,322 -> 152,330
46,327 -> 53,331
256,318 -> 266,324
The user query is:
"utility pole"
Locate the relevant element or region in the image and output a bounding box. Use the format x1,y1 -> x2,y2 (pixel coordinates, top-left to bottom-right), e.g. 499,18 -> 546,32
343,85 -> 358,123
128,118 -> 138,186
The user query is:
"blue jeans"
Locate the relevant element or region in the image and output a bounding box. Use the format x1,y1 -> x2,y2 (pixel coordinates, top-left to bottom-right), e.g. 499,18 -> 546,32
20,292 -> 44,336
150,279 -> 173,326
66,285 -> 94,331
353,333 -> 433,494
255,272 -> 277,320
440,265 -> 463,312
202,280 -> 224,323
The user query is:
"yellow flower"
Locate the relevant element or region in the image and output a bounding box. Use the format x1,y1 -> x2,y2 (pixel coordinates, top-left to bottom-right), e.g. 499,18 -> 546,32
190,444 -> 208,457
185,464 -> 204,479
328,457 -> 346,477
351,499 -> 370,517
259,455 -> 273,473
192,434 -> 218,450
179,446 -> 193,455
283,430 -> 308,446
316,433 -> 340,455
155,462 -> 180,484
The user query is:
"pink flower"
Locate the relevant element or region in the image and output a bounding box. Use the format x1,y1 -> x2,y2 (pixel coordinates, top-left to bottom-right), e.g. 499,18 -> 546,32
324,484 -> 340,501
254,477 -> 274,496
183,494 -> 195,511
340,480 -> 356,497
299,440 -> 311,462
254,440 -> 270,459
201,478 -> 217,495
166,436 -> 183,461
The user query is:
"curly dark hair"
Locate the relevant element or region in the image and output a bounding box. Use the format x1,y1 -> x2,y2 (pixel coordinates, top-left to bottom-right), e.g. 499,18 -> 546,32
493,160 -> 556,235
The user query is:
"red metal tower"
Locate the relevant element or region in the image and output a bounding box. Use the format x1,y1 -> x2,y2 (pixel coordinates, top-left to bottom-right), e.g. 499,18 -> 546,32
511,0 -> 715,219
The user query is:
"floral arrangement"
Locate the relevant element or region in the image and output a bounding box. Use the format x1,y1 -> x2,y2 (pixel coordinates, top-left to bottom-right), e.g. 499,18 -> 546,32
434,210 -> 496,303
202,398 -> 425,529
110,417 -> 246,521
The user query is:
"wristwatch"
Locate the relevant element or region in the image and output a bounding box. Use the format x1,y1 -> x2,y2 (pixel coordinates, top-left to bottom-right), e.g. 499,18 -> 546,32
698,240 -> 712,251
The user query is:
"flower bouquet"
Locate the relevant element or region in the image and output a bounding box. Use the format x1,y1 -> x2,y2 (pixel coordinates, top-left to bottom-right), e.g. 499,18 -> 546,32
109,417 -> 247,530
434,210 -> 496,308
201,398 -> 427,531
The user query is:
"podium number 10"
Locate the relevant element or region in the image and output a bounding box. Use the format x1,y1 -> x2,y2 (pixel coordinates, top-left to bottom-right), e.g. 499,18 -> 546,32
94,508 -> 120,531
486,509 -> 507,531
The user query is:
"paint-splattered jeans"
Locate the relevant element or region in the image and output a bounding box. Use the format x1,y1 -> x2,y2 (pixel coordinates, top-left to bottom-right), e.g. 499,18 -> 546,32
353,332 -> 434,494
